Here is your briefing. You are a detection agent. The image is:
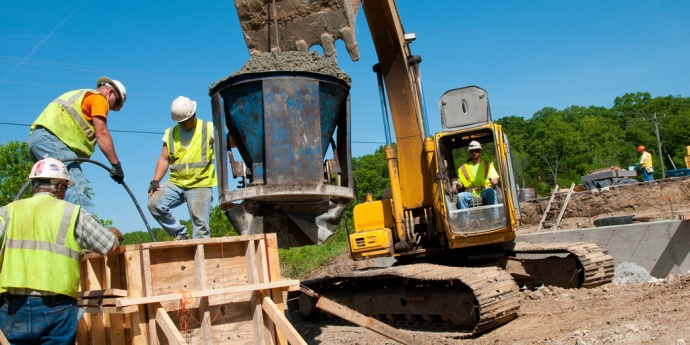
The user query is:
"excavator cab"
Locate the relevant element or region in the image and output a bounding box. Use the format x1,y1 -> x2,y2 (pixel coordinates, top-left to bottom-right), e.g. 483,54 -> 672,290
436,87 -> 520,246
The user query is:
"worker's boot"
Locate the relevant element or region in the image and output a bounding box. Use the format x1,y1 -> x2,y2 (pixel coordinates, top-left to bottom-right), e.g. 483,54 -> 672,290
174,231 -> 190,241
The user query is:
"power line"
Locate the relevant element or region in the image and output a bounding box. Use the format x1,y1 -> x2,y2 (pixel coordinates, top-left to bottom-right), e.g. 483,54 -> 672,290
0,122 -> 163,135
0,122 -> 387,144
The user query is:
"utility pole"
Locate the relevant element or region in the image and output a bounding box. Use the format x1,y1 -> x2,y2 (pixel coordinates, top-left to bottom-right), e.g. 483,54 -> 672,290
653,112 -> 665,178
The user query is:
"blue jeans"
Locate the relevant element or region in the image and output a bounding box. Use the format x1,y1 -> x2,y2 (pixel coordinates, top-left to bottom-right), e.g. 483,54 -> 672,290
0,294 -> 77,344
148,182 -> 212,239
457,188 -> 497,209
27,127 -> 95,215
642,168 -> 654,182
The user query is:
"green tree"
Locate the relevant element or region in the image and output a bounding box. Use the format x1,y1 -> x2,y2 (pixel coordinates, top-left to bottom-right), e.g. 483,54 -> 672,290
352,145 -> 390,203
0,141 -> 33,206
209,206 -> 239,237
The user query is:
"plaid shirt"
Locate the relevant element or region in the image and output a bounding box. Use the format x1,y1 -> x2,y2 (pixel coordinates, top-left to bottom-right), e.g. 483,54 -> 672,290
0,193 -> 116,296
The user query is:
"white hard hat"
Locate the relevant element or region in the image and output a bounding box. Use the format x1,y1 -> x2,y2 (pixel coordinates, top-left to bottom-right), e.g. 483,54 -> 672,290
171,96 -> 197,122
97,76 -> 127,111
468,140 -> 482,151
29,158 -> 73,185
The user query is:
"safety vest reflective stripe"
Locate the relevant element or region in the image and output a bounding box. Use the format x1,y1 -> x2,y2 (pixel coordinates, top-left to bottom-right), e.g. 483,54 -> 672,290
4,239 -> 80,261
169,121 -> 209,172
53,91 -> 96,142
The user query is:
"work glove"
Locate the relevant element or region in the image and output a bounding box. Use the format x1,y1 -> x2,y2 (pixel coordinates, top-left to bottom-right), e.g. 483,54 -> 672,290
110,162 -> 124,184
108,227 -> 125,242
148,180 -> 160,195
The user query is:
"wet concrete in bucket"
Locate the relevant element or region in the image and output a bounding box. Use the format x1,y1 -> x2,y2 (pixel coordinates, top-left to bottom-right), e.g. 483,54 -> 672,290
210,51 -> 351,93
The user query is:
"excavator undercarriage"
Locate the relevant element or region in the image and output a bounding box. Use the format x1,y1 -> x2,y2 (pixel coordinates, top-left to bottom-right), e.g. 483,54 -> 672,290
293,242 -> 613,335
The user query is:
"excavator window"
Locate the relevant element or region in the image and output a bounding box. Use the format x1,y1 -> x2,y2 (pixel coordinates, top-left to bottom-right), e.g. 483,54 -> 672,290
438,132 -> 508,235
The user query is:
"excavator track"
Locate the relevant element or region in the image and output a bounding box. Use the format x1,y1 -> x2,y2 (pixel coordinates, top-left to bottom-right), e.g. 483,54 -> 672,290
296,264 -> 520,336
510,241 -> 615,288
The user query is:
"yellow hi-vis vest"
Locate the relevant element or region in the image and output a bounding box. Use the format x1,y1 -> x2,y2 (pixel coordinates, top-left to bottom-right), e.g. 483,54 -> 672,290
641,151 -> 653,172
458,160 -> 493,198
165,119 -> 218,188
0,194 -> 81,298
31,89 -> 100,158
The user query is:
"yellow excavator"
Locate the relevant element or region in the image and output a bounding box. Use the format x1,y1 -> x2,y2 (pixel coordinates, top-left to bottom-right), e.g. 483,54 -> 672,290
221,0 -> 614,335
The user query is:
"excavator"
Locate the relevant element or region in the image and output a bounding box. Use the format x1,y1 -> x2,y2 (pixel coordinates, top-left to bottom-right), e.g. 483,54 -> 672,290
211,0 -> 614,335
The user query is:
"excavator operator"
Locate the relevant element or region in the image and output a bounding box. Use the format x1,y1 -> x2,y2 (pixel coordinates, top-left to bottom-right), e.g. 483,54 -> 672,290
453,141 -> 500,209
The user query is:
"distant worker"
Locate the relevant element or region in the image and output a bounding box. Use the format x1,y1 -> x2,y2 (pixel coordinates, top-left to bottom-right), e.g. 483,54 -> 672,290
635,145 -> 654,182
27,76 -> 128,215
453,141 -> 500,209
0,158 -> 120,344
148,96 -> 217,240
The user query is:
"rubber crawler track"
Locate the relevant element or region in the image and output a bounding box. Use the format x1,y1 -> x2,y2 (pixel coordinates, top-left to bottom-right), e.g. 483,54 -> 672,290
513,241 -> 615,288
300,264 -> 521,336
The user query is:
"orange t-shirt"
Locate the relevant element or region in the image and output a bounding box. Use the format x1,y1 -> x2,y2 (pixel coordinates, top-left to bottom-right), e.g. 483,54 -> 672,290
81,92 -> 109,121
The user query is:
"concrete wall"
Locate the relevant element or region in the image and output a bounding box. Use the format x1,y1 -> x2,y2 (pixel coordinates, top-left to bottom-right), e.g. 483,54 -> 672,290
517,220 -> 690,278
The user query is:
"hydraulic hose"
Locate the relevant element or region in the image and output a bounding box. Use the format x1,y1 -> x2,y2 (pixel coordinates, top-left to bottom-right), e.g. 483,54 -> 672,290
14,158 -> 156,242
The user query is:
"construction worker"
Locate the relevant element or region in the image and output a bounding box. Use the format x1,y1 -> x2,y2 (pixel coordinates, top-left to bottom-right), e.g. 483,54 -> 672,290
0,158 -> 120,344
636,145 -> 654,182
27,76 -> 128,215
453,141 -> 500,209
147,96 -> 217,240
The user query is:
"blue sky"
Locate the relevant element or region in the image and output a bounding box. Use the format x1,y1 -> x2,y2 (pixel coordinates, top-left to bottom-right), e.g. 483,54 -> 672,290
1,1 -> 689,234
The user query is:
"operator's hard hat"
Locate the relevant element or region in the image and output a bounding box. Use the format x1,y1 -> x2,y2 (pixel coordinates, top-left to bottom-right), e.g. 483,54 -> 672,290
171,96 -> 197,122
468,141 -> 482,151
97,76 -> 127,111
29,158 -> 73,185
637,145 -> 645,153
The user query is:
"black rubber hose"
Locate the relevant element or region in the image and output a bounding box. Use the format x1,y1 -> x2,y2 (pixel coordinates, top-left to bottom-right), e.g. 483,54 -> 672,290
15,158 -> 156,242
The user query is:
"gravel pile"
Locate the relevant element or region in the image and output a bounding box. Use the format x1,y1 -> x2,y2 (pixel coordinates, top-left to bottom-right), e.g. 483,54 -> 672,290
613,262 -> 655,284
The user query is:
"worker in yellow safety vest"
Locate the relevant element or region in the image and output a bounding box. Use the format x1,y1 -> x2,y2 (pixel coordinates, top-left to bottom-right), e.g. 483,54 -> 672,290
147,96 -> 217,240
27,76 -> 128,215
635,145 -> 654,182
453,141 -> 500,209
0,158 -> 120,344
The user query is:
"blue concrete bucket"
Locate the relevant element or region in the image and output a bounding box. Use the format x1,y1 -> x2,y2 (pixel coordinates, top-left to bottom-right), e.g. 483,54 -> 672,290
210,71 -> 353,206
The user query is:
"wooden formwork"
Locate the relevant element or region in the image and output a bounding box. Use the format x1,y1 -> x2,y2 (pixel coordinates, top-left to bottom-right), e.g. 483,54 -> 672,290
77,234 -> 302,345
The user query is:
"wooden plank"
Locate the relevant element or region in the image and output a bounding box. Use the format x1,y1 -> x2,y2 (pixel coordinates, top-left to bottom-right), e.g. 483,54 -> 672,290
99,306 -> 139,314
314,295 -> 419,345
124,249 -> 148,345
105,255 -> 126,345
261,295 -> 307,345
118,234 -> 275,252
195,244 -> 213,345
79,288 -> 129,298
86,257 -> 107,345
114,280 -> 300,307
266,235 -> 288,345
256,237 -> 277,344
156,305 -> 188,345
246,240 -> 265,345
141,248 -> 157,345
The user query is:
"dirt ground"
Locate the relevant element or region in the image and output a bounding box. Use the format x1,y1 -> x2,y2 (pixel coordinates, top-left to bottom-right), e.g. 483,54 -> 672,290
289,177 -> 690,344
